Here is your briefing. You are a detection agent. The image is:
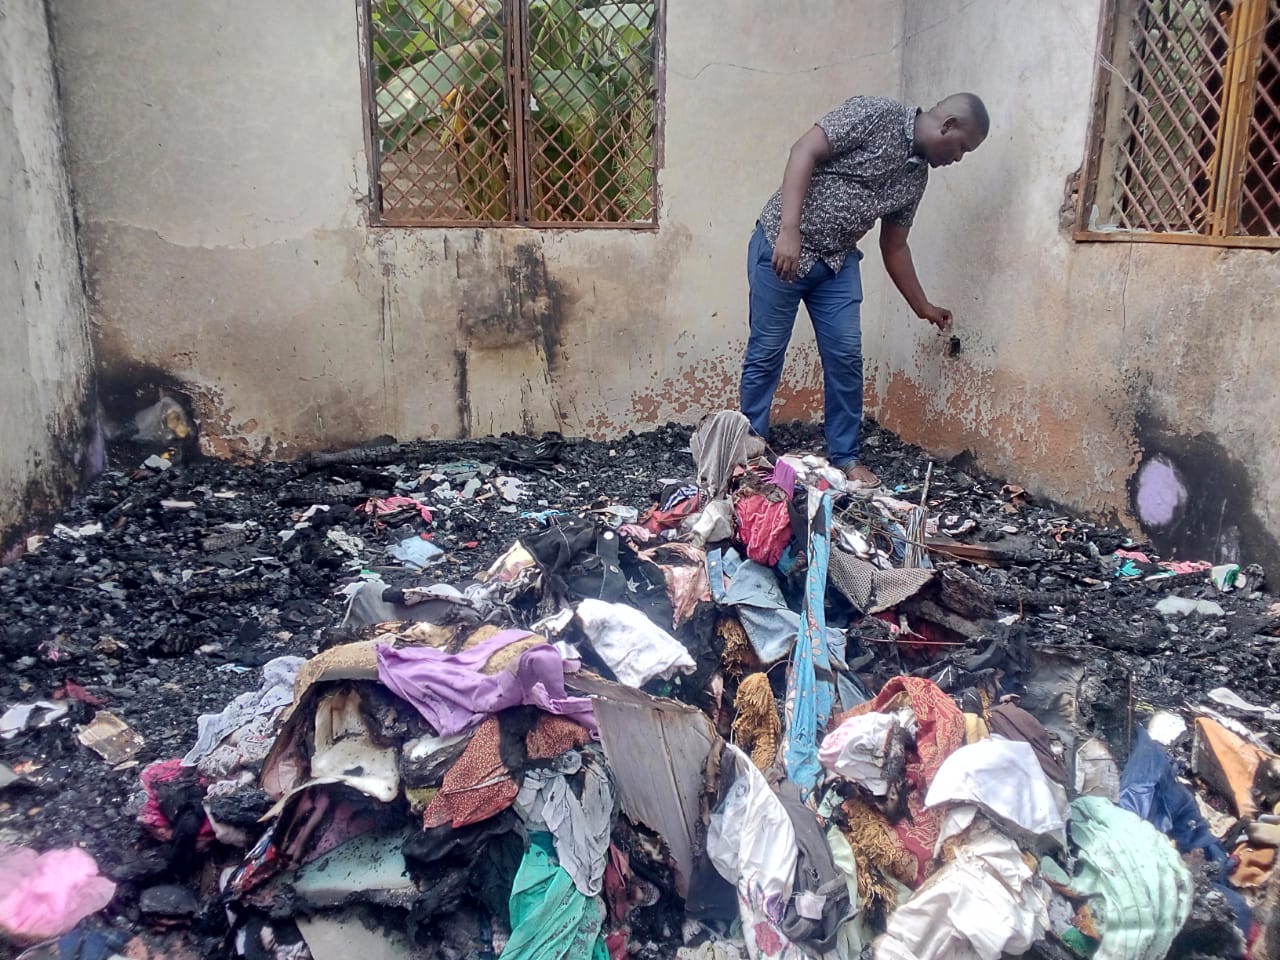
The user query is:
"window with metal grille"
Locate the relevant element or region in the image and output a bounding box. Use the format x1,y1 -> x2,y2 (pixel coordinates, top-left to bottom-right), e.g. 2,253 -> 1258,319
1078,0 -> 1280,247
363,0 -> 662,228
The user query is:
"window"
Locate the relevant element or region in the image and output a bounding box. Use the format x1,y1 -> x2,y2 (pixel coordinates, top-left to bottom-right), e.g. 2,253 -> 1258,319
363,0 -> 662,228
1078,0 -> 1280,247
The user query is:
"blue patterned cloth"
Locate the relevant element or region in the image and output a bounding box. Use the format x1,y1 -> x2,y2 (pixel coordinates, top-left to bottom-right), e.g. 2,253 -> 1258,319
784,491 -> 835,796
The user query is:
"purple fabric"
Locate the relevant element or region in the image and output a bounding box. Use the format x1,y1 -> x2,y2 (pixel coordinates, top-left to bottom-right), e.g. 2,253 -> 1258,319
769,460 -> 798,499
376,629 -> 597,737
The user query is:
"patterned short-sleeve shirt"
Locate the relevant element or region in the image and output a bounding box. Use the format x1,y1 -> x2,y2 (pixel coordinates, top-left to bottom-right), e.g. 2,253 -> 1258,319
759,96 -> 928,277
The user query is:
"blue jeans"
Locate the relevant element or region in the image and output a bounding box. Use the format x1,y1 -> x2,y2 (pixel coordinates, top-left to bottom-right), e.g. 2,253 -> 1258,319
739,223 -> 865,467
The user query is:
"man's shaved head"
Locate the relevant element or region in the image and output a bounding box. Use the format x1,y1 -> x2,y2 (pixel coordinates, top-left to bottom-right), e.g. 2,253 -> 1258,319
914,92 -> 989,168
936,92 -> 990,137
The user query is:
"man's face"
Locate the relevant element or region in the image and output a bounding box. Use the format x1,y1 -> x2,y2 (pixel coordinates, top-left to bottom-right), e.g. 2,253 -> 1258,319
924,118 -> 985,168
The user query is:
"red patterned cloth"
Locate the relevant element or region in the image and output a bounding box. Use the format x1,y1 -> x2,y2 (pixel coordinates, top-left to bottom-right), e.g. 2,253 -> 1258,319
831,676 -> 964,885
640,492 -> 701,535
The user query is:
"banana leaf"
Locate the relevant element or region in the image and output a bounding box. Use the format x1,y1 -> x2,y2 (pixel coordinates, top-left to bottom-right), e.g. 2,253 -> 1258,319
528,66 -> 613,219
581,3 -> 651,49
376,38 -> 502,134
528,0 -> 585,71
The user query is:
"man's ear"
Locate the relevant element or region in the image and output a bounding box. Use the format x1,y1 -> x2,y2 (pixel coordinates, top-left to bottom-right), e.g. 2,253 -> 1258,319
940,115 -> 959,135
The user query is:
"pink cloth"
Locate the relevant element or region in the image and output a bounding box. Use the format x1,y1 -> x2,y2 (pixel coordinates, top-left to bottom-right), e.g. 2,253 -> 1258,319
1114,549 -> 1152,562
640,543 -> 712,629
0,845 -> 116,945
360,496 -> 432,524
768,460 -> 798,499
619,524 -> 655,544
605,931 -> 629,960
376,629 -> 596,736
1115,549 -> 1211,576
1164,560 -> 1211,575
735,494 -> 792,567
137,759 -> 215,848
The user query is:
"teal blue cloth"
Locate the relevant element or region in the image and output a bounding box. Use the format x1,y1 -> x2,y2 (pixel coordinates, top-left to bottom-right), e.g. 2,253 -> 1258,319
502,833 -> 608,960
1068,796 -> 1193,960
783,491 -> 834,796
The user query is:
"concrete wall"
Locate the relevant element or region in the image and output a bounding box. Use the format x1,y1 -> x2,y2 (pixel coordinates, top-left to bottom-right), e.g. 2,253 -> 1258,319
0,0 -> 96,557
52,0 -> 1280,568
870,0 -> 1280,570
51,0 -> 903,461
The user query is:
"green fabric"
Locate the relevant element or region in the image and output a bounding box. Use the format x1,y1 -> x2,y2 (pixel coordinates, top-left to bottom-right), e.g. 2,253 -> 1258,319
1060,926 -> 1101,957
825,823 -> 868,957
1068,796 -> 1193,960
502,832 -> 608,960
1038,854 -> 1071,888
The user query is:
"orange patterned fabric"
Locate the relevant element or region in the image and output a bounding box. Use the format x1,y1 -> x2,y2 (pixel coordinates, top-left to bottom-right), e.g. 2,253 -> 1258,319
422,716 -> 517,829
831,676 -> 964,885
526,713 -> 593,760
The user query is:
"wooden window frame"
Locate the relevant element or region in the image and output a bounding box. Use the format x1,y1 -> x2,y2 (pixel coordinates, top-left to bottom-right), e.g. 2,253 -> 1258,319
1075,0 -> 1280,250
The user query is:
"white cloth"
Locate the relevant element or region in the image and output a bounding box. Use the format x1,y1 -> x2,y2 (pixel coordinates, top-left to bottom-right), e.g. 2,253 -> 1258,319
818,710 -> 914,796
775,455 -> 870,497
676,942 -> 745,960
709,746 -> 821,960
1,701 -> 68,740
181,656 -> 305,767
707,745 -> 797,909
575,599 -> 695,687
925,738 -> 1068,845
403,730 -> 470,762
688,499 -> 736,548
1075,737 -> 1121,801
196,710 -> 280,782
309,688 -> 400,802
874,816 -> 1051,960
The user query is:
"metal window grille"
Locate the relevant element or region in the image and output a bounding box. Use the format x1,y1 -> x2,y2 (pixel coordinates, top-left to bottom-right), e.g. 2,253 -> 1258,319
1080,0 -> 1280,243
364,0 -> 662,228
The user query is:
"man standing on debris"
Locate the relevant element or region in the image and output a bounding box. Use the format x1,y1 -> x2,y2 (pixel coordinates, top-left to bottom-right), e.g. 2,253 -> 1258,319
740,93 -> 989,487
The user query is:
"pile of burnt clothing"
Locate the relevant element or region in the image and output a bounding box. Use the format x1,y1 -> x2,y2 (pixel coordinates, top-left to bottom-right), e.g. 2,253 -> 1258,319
114,410 -> 920,958
93,411 -> 1280,960
216,625 -> 652,960
177,627 -> 711,960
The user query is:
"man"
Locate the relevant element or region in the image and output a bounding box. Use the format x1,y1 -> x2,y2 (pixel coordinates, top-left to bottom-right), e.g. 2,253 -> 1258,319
740,93 -> 989,487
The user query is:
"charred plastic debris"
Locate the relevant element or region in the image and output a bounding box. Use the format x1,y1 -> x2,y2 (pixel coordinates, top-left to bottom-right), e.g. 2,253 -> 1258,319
4,413 -> 1280,960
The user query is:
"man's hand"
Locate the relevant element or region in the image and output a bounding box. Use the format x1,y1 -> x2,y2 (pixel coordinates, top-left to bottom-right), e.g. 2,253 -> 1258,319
881,224 -> 952,331
772,128 -> 831,283
772,226 -> 802,282
918,303 -> 953,331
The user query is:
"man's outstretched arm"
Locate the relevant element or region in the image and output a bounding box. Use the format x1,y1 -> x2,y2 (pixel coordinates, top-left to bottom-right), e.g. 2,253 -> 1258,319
879,222 -> 952,331
772,126 -> 833,282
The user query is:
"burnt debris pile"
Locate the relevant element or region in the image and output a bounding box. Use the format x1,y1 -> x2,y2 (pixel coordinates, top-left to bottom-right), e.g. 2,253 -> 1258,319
3,414 -> 1280,960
